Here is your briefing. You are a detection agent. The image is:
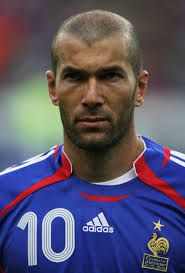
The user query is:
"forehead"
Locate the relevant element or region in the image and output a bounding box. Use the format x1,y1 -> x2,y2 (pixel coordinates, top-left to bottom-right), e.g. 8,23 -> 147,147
56,33 -> 130,71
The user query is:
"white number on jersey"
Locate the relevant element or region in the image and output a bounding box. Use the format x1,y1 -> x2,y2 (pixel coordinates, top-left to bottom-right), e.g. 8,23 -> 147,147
17,208 -> 75,266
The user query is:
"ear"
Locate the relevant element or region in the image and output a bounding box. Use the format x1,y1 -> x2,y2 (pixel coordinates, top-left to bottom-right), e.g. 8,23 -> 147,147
46,70 -> 59,106
134,70 -> 149,107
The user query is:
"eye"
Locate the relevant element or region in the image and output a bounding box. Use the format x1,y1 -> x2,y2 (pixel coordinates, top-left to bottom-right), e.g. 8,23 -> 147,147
63,72 -> 82,81
101,71 -> 123,81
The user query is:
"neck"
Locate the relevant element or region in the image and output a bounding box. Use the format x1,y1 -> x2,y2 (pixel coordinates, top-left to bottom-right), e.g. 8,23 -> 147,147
63,129 -> 144,182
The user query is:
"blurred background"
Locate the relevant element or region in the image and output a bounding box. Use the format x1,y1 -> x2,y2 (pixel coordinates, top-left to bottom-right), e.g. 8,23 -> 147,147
0,0 -> 185,170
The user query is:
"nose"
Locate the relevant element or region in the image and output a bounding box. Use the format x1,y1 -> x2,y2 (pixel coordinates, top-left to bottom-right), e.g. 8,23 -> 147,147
81,77 -> 104,108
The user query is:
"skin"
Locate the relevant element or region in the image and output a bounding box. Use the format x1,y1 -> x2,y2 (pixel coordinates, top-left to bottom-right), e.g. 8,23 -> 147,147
46,33 -> 149,182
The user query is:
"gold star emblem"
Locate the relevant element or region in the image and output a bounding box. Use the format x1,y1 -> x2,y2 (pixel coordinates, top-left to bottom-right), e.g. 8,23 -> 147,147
153,220 -> 165,231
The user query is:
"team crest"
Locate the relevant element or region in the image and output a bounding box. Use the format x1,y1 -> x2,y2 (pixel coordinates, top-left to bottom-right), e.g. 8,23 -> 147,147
142,220 -> 169,272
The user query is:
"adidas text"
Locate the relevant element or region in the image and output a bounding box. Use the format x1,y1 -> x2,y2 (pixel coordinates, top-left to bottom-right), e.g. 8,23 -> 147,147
83,225 -> 114,233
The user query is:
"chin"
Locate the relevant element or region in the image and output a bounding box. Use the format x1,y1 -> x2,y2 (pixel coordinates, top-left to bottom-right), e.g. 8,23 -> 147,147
65,125 -> 128,150
71,134 -> 120,150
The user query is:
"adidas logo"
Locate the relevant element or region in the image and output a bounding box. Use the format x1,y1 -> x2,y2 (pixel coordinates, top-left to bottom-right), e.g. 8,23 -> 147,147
83,212 -> 114,233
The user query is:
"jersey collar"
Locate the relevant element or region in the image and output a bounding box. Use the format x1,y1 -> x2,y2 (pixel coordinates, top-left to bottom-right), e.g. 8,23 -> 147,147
56,136 -> 170,181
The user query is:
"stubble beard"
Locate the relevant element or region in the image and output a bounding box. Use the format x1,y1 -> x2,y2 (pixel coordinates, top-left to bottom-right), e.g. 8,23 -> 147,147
59,92 -> 135,151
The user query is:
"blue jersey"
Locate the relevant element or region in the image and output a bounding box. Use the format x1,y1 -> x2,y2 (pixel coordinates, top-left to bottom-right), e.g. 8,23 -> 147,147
0,137 -> 185,273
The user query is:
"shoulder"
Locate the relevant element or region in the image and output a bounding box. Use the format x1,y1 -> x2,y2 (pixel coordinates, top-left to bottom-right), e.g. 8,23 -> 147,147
140,136 -> 185,175
0,145 -> 57,179
0,145 -> 60,217
164,148 -> 185,182
136,137 -> 185,209
169,149 -> 185,169
161,148 -> 185,209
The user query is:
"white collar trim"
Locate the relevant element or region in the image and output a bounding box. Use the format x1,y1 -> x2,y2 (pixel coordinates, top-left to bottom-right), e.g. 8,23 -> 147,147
91,167 -> 137,185
63,136 -> 146,186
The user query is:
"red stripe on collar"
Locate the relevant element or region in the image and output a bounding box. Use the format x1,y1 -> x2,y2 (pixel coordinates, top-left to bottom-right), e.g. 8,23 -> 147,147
162,147 -> 171,167
135,154 -> 185,210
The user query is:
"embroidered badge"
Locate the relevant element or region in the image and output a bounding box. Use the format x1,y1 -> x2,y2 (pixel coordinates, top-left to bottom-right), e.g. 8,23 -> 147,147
142,220 -> 169,272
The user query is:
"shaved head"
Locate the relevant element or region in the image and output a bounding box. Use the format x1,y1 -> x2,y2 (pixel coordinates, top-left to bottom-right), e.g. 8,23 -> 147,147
51,10 -> 142,77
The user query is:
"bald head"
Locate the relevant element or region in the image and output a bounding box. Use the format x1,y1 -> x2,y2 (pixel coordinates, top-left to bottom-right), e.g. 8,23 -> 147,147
51,10 -> 142,77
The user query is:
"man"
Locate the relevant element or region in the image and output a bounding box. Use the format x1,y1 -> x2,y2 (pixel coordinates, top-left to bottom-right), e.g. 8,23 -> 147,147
0,10 -> 185,273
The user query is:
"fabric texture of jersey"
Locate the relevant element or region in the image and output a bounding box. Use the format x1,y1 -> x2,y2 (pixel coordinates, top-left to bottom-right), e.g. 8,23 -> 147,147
0,137 -> 185,273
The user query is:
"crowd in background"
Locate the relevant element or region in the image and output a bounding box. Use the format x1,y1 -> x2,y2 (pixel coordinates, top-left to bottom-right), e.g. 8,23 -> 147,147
0,0 -> 185,169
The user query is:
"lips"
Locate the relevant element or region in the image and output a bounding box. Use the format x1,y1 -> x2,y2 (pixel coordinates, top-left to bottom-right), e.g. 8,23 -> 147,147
77,117 -> 108,122
76,116 -> 109,128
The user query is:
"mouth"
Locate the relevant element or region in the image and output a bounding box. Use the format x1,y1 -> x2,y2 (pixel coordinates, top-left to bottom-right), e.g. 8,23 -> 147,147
76,116 -> 109,128
78,116 -> 107,122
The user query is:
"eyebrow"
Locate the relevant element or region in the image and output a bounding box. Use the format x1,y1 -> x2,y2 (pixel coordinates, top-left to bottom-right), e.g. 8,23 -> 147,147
60,65 -> 126,76
61,66 -> 86,75
101,65 -> 126,74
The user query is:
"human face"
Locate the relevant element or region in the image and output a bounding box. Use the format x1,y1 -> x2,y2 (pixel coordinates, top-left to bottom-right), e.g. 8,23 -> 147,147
47,34 -> 148,150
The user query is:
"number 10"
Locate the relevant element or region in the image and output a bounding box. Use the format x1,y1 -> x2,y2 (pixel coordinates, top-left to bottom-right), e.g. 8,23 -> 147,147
17,208 -> 75,266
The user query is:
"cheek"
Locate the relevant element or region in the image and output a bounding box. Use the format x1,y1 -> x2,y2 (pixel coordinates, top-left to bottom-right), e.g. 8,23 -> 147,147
106,81 -> 134,98
108,90 -> 135,118
57,83 -> 83,102
58,92 -> 81,123
107,88 -> 133,109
